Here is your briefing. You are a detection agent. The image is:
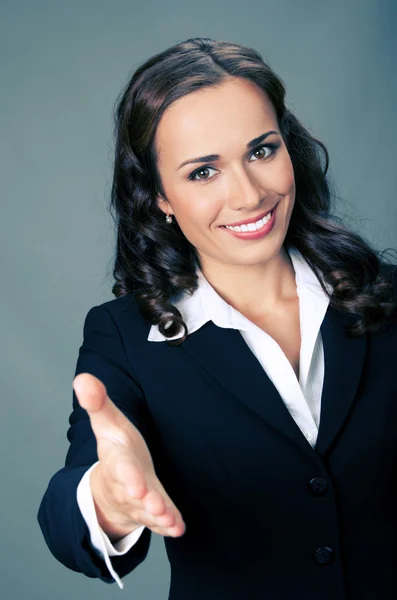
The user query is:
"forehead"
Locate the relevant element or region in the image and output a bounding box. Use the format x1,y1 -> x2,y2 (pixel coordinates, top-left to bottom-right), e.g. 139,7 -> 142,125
155,78 -> 277,164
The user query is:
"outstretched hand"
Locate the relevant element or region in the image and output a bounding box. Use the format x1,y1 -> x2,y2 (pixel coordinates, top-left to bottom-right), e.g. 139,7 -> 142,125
73,372 -> 186,540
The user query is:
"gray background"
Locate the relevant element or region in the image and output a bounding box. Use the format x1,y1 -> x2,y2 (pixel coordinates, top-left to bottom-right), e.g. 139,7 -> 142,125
1,0 -> 396,598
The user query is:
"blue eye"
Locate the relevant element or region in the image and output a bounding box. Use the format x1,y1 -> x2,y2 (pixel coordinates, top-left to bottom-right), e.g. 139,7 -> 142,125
188,143 -> 280,182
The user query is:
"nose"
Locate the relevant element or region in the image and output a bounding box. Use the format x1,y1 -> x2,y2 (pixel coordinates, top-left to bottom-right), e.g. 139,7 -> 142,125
228,164 -> 264,211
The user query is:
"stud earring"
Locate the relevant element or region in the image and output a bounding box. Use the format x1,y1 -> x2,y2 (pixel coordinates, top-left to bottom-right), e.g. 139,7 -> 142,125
165,213 -> 173,224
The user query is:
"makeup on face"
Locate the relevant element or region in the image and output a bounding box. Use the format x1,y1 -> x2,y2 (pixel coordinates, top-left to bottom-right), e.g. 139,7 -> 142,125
155,78 -> 295,268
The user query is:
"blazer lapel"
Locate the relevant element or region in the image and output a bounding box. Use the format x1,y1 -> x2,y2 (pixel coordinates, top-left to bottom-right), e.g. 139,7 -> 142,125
180,305 -> 367,461
315,305 -> 367,457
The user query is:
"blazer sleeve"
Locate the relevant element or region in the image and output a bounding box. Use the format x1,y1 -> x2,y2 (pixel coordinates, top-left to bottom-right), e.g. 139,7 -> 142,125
37,303 -> 152,585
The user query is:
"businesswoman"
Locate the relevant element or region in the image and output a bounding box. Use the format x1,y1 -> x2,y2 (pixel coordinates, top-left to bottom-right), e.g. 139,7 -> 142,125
38,38 -> 397,599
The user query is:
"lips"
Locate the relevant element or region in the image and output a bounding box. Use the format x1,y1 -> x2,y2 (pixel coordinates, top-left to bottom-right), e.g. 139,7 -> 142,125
221,201 -> 279,228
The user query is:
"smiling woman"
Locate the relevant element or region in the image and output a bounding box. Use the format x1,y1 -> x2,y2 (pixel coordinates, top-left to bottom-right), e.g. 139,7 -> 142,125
154,77 -> 296,288
108,37 -> 396,343
37,36 -> 397,600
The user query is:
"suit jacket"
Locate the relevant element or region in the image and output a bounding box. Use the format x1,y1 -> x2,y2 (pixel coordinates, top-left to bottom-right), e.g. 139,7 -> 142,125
37,263 -> 397,600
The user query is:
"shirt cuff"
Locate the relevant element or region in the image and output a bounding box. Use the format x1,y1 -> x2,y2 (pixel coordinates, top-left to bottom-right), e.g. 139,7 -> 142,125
76,461 -> 146,589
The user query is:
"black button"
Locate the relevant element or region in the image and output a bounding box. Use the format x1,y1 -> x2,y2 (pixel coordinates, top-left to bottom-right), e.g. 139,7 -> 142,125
308,477 -> 328,495
314,547 -> 335,565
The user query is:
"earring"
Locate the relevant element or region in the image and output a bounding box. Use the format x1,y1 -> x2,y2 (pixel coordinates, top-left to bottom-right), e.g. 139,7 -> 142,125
165,213 -> 173,224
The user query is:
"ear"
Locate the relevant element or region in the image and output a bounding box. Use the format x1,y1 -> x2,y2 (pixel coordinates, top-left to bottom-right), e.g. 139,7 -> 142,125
156,193 -> 174,216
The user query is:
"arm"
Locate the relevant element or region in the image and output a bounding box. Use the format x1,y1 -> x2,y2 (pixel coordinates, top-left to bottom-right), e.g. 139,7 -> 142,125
37,303 -> 152,587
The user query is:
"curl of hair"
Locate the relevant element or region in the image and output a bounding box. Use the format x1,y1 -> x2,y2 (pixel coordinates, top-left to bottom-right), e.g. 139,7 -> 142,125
108,37 -> 397,346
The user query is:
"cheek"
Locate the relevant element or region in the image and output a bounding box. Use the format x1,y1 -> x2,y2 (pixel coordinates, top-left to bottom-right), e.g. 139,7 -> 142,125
173,190 -> 221,239
182,191 -> 220,225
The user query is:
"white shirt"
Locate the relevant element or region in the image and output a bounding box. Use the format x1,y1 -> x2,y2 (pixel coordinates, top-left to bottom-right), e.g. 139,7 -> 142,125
76,245 -> 333,589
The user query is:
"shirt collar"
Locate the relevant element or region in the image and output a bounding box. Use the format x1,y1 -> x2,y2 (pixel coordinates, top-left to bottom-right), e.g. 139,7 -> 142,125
147,245 -> 332,342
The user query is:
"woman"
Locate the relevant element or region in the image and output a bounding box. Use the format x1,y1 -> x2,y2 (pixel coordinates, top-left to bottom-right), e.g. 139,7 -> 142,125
37,37 -> 397,599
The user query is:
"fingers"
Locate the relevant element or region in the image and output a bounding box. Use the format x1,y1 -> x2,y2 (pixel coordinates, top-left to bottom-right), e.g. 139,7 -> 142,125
103,458 -> 186,538
139,483 -> 186,537
131,488 -> 186,537
120,459 -> 186,534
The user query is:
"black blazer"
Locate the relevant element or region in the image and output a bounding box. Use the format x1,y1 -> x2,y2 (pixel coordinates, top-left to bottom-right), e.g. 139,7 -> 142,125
38,264 -> 397,600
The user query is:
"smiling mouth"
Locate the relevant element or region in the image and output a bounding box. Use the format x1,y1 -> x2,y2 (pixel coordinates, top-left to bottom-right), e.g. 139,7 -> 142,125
220,201 -> 279,232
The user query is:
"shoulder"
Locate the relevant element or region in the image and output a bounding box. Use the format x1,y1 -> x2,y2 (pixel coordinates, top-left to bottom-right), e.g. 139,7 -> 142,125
99,291 -> 142,318
83,292 -> 152,343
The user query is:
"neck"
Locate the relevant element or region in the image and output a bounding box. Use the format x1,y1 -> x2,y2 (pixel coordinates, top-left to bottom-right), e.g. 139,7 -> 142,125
199,245 -> 297,317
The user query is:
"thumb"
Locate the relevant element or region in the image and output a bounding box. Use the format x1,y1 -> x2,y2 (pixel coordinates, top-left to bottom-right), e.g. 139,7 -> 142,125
73,373 -> 129,442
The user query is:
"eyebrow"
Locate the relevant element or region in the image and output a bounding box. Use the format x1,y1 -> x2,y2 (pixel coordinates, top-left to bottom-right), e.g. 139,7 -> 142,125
176,130 -> 280,170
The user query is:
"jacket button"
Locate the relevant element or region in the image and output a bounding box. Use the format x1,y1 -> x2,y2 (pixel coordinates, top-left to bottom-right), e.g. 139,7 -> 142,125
308,477 -> 328,495
314,547 -> 335,565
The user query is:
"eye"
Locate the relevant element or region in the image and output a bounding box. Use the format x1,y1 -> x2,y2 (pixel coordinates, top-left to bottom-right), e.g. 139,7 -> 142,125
188,143 -> 280,183
249,143 -> 279,161
188,166 -> 218,182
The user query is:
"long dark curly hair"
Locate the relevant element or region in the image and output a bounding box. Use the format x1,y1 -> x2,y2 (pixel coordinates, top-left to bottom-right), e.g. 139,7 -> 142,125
108,37 -> 397,345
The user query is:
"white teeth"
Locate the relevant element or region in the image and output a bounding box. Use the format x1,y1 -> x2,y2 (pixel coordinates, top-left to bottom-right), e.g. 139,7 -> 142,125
225,211 -> 272,232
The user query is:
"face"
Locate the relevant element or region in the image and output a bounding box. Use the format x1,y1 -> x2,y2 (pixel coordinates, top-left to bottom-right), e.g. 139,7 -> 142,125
155,77 -> 296,275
